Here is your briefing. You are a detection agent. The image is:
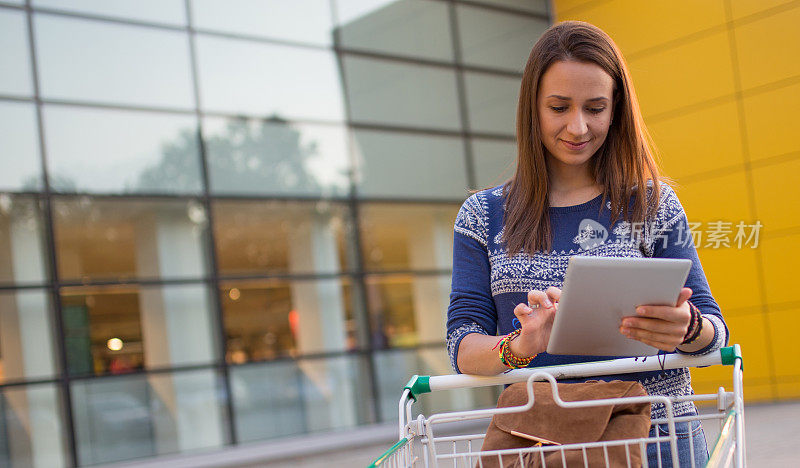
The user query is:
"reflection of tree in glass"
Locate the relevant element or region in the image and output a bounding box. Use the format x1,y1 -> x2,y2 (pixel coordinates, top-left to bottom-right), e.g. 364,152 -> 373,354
135,127 -> 201,193
21,173 -> 78,192
137,116 -> 324,194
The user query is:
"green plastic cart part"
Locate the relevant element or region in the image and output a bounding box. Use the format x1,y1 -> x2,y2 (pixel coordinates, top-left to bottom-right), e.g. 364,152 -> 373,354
367,437 -> 410,468
404,375 -> 431,401
720,345 -> 743,370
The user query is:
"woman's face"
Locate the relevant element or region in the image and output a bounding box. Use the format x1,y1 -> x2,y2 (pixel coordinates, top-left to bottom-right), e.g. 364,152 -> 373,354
536,60 -> 615,173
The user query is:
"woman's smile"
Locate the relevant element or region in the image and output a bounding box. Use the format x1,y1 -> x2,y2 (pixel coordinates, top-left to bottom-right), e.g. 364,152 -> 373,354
560,139 -> 590,151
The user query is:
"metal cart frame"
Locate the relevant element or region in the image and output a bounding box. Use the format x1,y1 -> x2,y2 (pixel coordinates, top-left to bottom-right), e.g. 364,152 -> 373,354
369,345 -> 744,468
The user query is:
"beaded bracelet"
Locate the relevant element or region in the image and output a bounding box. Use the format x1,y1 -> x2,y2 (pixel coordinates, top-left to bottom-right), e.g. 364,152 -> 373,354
681,301 -> 704,345
494,328 -> 536,369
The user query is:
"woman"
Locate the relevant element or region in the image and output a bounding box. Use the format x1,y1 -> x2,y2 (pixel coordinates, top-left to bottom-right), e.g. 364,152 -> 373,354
446,21 -> 727,467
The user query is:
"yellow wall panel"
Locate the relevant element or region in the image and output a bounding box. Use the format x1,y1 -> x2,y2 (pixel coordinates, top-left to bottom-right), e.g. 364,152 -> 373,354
776,381 -> 800,399
552,0 -> 605,15
551,0 -> 798,402
628,32 -> 735,118
759,235 -> 800,305
735,5 -> 800,90
556,0 -> 726,56
751,157 -> 800,234
692,364 -> 737,395
767,308 -> 800,377
725,313 -> 771,380
673,172 -> 751,224
649,101 -> 743,179
741,381 -> 776,401
743,82 -> 800,161
699,246 -> 761,313
730,0 -> 798,20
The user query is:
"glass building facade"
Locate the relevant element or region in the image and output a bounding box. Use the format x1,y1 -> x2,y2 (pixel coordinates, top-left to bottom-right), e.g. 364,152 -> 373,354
0,1 -> 550,466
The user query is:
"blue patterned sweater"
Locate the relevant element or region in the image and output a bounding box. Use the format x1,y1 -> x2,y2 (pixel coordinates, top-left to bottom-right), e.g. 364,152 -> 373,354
446,183 -> 728,418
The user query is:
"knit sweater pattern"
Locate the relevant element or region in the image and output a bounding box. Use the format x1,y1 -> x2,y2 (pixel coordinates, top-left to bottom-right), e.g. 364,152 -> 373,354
446,184 -> 728,419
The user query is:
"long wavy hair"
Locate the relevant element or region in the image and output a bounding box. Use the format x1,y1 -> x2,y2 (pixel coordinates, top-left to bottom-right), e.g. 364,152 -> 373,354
503,21 -> 664,256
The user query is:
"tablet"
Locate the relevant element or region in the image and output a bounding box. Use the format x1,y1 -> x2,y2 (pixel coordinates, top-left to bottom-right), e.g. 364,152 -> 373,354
545,256 -> 692,357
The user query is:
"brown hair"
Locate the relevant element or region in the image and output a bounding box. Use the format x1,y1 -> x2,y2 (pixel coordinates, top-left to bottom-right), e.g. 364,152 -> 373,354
503,20 -> 664,255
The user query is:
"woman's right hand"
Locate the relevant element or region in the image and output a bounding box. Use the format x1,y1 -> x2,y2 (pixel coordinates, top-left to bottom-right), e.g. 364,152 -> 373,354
509,287 -> 560,358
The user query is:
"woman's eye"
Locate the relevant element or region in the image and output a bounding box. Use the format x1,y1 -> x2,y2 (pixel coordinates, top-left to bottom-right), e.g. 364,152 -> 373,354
550,106 -> 567,113
588,107 -> 606,114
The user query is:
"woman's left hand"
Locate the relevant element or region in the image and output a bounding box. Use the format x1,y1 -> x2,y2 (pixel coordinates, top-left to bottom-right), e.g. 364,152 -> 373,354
620,287 -> 692,352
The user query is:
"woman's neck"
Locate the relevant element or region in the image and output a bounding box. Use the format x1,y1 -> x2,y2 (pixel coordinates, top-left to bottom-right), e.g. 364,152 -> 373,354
547,165 -> 602,207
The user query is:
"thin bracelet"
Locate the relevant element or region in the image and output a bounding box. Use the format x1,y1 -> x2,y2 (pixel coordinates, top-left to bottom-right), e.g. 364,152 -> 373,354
681,301 -> 699,342
681,302 -> 704,345
497,329 -> 537,369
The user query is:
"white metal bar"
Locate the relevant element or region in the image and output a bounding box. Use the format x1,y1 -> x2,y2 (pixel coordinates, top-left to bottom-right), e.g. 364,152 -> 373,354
437,435 -> 675,458
640,440 -> 649,468
399,389 -> 411,439
405,400 -> 414,437
732,346 -> 745,468
426,372 -> 675,426
427,351 -> 724,392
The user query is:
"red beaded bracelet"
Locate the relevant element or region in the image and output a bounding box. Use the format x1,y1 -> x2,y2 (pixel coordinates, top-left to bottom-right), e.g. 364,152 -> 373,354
494,329 -> 536,369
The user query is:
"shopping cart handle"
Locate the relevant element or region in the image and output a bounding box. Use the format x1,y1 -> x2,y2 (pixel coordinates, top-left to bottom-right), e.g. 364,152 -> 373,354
409,345 -> 742,394
404,375 -> 431,400
720,345 -> 743,370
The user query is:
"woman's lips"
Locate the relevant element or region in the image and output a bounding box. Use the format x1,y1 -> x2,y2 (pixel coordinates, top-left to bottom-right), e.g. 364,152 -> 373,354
560,139 -> 589,150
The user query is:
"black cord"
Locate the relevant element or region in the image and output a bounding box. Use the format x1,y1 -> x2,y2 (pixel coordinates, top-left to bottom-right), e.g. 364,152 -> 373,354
657,352 -> 666,371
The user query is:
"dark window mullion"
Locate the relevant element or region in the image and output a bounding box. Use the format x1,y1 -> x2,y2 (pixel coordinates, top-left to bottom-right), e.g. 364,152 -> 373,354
23,0 -> 80,465
184,0 -> 239,446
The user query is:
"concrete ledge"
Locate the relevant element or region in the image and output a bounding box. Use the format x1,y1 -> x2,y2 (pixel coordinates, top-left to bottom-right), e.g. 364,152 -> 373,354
97,418 -> 492,468
97,423 -> 398,468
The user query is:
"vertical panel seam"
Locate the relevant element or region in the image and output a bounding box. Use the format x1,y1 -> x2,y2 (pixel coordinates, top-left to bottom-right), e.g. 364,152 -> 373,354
723,0 -> 778,399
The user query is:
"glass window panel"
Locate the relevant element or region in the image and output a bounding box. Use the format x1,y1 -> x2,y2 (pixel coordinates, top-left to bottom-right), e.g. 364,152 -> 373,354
0,195 -> 48,284
468,0 -> 549,14
222,277 -> 357,362
373,348 -> 499,422
53,198 -> 208,281
44,106 -> 202,194
60,283 -> 217,375
35,15 -> 194,109
365,273 -> 451,348
472,138 -> 516,189
213,200 -> 352,276
203,117 -> 350,196
359,203 -> 457,271
0,10 -> 33,97
337,0 -> 454,62
0,384 -> 67,467
0,102 -> 41,191
196,35 -> 344,121
464,71 -> 519,135
231,355 -> 372,442
71,369 -> 227,466
456,4 -> 548,72
192,0 -> 333,46
0,290 -> 57,383
343,56 -> 461,130
352,130 -> 468,198
33,0 -> 187,25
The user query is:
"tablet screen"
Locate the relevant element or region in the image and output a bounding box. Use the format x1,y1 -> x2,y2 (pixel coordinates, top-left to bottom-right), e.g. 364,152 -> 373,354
546,256 -> 692,356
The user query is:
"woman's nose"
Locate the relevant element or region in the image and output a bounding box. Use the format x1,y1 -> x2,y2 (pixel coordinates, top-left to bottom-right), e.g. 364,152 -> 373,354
566,110 -> 588,136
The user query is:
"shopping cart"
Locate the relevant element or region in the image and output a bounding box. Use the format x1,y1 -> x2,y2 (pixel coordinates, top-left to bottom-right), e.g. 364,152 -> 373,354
368,345 -> 744,468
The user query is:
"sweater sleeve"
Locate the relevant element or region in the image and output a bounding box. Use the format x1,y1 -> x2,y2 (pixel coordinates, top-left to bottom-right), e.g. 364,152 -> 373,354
446,193 -> 497,373
645,183 -> 729,355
